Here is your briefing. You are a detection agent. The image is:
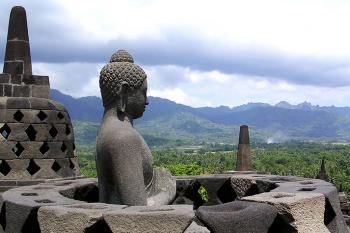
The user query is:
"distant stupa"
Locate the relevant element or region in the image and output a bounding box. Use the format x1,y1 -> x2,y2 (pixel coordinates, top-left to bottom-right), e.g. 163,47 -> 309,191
0,6 -> 80,191
315,157 -> 329,182
236,125 -> 252,171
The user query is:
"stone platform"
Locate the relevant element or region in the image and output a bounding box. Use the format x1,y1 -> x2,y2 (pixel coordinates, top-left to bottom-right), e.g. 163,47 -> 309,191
0,173 -> 348,233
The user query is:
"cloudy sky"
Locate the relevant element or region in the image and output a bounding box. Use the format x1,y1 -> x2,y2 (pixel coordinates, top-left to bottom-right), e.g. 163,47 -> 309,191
1,0 -> 350,107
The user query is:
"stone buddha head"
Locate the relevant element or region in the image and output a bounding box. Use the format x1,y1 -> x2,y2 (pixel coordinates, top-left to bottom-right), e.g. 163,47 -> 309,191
99,50 -> 148,119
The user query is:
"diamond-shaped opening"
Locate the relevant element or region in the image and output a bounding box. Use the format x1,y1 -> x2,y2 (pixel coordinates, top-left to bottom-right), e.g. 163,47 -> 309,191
69,159 -> 75,169
12,142 -> 24,157
27,159 -> 41,175
0,160 -> 11,176
37,110 -> 48,121
49,125 -> 58,138
51,160 -> 61,172
0,124 -> 11,139
13,110 -> 24,122
61,142 -> 67,152
217,179 -> 237,203
39,141 -> 49,155
85,219 -> 113,233
25,125 -> 37,141
57,112 -> 64,120
65,125 -> 71,135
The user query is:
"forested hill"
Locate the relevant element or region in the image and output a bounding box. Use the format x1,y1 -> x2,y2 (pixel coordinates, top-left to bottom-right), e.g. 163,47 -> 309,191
51,89 -> 350,144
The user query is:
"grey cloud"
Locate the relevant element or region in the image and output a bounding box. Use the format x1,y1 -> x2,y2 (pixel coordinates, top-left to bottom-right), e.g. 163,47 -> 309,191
0,1 -> 349,88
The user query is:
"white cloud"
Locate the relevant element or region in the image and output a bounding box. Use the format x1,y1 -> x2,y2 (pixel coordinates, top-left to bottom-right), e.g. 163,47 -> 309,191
1,0 -> 350,108
54,0 -> 350,57
32,62 -> 103,98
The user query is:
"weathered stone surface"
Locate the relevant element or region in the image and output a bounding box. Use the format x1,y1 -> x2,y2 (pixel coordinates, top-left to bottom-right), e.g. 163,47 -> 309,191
184,221 -> 210,233
236,125 -> 252,171
146,167 -> 176,206
0,74 -> 10,84
97,50 -> 172,206
31,85 -> 50,99
272,179 -> 348,233
4,6 -> 32,75
2,182 -> 81,233
38,203 -> 126,233
104,205 -> 194,233
10,74 -> 22,84
3,85 -> 12,97
173,178 -> 206,208
6,97 -> 30,109
12,84 -> 30,97
0,98 -> 6,109
243,192 -> 330,233
231,176 -> 257,198
3,61 -> 24,76
0,141 -> 17,159
196,200 -> 278,233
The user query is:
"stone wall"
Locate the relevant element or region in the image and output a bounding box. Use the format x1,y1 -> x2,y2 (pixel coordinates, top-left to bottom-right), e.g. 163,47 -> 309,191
0,173 -> 348,233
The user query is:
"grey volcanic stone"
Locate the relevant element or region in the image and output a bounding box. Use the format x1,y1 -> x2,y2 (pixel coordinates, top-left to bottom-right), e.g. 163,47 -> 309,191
2,183 -> 80,233
196,200 -> 278,233
243,192 -> 329,233
272,179 -> 348,233
146,167 -> 176,206
103,205 -> 194,233
236,125 -> 252,171
184,222 -> 210,233
97,50 -> 175,206
4,6 -> 32,75
38,203 -> 126,233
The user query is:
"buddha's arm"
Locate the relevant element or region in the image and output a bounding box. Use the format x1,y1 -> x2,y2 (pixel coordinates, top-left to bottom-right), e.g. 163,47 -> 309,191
97,129 -> 147,206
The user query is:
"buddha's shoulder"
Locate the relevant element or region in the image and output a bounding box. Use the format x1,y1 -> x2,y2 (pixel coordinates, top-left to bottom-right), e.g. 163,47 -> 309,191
99,123 -> 143,143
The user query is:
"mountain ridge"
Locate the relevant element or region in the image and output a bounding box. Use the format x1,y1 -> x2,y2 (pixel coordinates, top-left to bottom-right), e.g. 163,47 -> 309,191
51,89 -> 350,144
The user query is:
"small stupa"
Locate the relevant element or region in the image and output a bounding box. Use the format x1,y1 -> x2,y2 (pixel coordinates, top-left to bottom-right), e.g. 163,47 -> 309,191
315,157 -> 329,182
0,6 -> 80,191
236,125 -> 253,171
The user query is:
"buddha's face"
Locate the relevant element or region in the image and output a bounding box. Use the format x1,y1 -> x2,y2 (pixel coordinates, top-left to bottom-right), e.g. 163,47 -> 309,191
126,79 -> 149,119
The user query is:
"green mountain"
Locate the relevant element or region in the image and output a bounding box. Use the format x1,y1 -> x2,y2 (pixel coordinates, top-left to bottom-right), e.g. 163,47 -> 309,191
52,89 -> 350,145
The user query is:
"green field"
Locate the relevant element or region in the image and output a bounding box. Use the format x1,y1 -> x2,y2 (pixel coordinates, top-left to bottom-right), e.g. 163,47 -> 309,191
77,141 -> 350,200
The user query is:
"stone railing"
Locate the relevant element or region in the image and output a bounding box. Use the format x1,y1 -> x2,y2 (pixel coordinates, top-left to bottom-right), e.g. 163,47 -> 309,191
0,173 -> 348,233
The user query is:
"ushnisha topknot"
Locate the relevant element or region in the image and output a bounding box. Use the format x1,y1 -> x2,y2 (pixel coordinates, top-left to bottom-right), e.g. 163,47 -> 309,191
99,50 -> 147,107
110,49 -> 134,63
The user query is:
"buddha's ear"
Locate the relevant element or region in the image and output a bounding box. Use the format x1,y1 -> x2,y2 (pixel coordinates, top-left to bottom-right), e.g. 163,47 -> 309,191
118,82 -> 129,113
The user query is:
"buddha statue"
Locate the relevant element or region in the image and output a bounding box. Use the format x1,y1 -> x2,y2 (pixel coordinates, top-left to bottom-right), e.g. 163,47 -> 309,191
96,50 -> 175,206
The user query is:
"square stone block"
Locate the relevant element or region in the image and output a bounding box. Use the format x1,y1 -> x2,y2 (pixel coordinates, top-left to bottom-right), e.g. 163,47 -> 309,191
0,74 -> 10,84
13,85 -> 30,97
103,205 -> 194,233
0,98 -> 6,109
0,85 -> 3,97
30,98 -> 51,110
31,85 -> 50,99
6,97 -> 30,109
243,192 -> 330,233
32,75 -> 50,85
10,74 -> 22,84
22,74 -> 35,84
3,61 -> 23,75
38,203 -> 126,233
4,84 -> 12,97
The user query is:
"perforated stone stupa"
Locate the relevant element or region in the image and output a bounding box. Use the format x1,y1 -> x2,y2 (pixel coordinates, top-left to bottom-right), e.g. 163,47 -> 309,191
0,6 -> 80,191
